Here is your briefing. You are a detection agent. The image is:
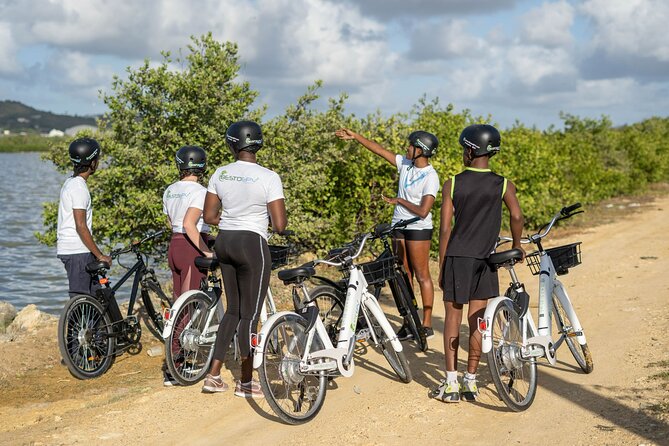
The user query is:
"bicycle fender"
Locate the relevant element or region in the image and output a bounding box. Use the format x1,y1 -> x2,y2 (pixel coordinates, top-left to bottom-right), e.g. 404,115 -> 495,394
480,296 -> 514,354
161,290 -> 208,339
252,311 -> 305,370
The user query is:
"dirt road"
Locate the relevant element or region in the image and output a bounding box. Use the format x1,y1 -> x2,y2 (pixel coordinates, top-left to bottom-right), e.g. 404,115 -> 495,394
1,192 -> 668,446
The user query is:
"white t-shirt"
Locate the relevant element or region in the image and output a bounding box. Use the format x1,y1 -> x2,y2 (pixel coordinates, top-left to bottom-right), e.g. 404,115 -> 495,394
207,161 -> 285,240
392,155 -> 440,230
57,176 -> 93,255
162,180 -> 209,234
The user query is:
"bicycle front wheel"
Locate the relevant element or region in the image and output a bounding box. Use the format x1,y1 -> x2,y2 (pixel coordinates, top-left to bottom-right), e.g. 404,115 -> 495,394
486,300 -> 537,411
365,306 -> 412,383
392,273 -> 427,352
258,314 -> 327,425
165,292 -> 216,385
309,285 -> 344,344
552,294 -> 593,374
141,279 -> 173,341
58,295 -> 116,379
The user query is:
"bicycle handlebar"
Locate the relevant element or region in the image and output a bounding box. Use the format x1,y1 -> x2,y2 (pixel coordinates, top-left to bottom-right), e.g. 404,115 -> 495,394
497,202 -> 583,248
110,230 -> 165,258
561,202 -> 581,216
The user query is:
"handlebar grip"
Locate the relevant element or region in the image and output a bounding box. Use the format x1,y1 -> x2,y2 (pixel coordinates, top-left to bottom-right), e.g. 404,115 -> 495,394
278,229 -> 294,237
561,203 -> 582,216
398,217 -> 420,227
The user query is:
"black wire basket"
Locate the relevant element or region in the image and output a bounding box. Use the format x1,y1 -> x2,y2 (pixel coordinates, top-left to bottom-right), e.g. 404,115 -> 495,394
358,255 -> 398,285
269,245 -> 291,270
526,242 -> 582,276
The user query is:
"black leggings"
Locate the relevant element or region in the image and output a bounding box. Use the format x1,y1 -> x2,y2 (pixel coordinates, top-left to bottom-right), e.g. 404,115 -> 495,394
212,230 -> 271,361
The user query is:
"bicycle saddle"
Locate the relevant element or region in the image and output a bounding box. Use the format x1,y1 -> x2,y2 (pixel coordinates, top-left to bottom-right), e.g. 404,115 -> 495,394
194,256 -> 219,271
85,260 -> 110,274
488,249 -> 524,268
277,265 -> 316,285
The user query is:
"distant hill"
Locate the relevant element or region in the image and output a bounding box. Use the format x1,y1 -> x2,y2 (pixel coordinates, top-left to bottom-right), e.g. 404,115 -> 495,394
0,100 -> 97,133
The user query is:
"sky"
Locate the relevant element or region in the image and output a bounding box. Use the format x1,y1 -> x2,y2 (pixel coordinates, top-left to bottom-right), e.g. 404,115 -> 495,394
1,0 -> 668,130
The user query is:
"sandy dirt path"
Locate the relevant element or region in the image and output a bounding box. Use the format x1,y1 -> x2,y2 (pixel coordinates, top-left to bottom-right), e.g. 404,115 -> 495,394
1,193 -> 668,446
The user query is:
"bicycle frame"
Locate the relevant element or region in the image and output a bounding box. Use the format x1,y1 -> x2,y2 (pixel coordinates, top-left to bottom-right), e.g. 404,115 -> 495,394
481,248 -> 587,365
253,262 -> 403,376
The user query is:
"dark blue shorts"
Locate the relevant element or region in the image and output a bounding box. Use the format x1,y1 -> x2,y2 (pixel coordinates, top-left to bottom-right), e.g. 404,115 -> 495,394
58,252 -> 101,297
441,256 -> 499,304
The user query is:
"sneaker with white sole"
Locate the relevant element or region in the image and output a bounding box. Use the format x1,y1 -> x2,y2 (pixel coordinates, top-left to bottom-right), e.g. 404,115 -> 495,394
396,323 -> 414,341
461,378 -> 479,401
234,380 -> 264,399
429,379 -> 460,403
202,374 -> 229,393
163,370 -> 179,387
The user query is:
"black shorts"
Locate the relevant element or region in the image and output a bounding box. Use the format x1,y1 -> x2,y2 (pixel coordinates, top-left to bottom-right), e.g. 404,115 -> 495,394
441,256 -> 499,304
58,252 -> 101,297
392,228 -> 433,241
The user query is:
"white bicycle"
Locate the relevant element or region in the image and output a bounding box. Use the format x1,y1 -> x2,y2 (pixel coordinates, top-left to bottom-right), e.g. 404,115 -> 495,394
481,203 -> 594,411
161,238 -> 290,386
253,220 -> 414,424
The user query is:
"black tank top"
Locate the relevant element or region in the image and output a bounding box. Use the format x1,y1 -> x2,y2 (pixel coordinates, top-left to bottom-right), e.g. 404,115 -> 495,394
446,168 -> 507,259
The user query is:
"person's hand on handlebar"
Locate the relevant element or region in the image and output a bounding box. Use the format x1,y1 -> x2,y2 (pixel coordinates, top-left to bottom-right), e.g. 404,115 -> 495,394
513,244 -> 526,263
98,254 -> 112,265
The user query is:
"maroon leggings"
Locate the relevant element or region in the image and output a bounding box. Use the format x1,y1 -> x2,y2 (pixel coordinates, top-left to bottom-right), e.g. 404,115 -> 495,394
167,232 -> 208,298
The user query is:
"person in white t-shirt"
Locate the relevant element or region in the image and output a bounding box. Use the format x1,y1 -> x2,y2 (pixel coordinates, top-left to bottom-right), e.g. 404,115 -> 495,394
335,128 -> 440,340
200,120 -> 286,398
57,138 -> 111,296
163,145 -> 212,299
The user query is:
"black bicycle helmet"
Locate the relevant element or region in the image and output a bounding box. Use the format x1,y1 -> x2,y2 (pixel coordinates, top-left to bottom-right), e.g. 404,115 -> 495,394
175,145 -> 206,171
408,131 -> 438,158
459,124 -> 501,158
68,138 -> 100,166
225,120 -> 263,154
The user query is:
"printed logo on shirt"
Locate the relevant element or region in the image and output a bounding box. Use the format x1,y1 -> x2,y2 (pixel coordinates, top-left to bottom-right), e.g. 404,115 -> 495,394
404,170 -> 428,188
165,190 -> 191,199
218,170 -> 259,183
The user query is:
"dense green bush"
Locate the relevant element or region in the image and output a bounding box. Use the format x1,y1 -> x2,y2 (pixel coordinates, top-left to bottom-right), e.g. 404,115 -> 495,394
38,34 -> 669,256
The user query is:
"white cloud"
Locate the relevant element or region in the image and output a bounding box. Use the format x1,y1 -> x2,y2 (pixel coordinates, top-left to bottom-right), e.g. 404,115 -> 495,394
506,45 -> 576,87
409,19 -> 486,61
521,1 -> 574,47
581,0 -> 669,62
0,22 -> 21,75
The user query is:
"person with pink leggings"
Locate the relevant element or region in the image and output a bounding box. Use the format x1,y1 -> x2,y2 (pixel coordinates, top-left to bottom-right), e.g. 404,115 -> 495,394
162,145 -> 213,385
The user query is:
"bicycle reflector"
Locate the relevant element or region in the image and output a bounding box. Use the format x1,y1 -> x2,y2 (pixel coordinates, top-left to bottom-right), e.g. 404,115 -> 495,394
251,333 -> 262,348
478,317 -> 488,332
99,277 -> 109,285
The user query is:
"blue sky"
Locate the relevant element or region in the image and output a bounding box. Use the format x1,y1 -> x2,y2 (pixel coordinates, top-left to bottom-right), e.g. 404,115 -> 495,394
1,0 -> 668,129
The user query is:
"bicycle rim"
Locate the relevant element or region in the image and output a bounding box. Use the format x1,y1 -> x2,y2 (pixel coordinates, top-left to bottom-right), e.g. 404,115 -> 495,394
486,301 -> 537,411
258,315 -> 327,424
365,307 -> 412,383
58,295 -> 115,379
552,294 -> 593,374
165,293 -> 215,385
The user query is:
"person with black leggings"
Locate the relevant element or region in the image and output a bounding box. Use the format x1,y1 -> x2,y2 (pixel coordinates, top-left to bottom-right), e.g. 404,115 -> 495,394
202,120 -> 287,398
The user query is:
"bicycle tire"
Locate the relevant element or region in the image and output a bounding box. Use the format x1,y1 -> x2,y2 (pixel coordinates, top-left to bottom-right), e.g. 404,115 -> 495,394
165,292 -> 216,385
486,300 -> 537,411
392,272 -> 427,352
552,294 -> 593,374
258,313 -> 328,424
309,285 -> 344,344
141,279 -> 172,341
58,294 -> 116,379
364,305 -> 412,383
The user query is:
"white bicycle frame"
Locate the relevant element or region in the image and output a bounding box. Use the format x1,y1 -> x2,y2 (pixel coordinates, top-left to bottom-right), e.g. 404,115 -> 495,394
253,236 -> 403,376
481,242 -> 588,365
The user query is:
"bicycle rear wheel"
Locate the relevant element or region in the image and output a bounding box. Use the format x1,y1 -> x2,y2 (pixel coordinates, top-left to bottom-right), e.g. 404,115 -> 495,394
141,278 -> 173,340
165,292 -> 216,385
486,300 -> 537,411
258,314 -> 327,424
391,272 -> 427,352
552,294 -> 593,374
364,305 -> 412,383
309,285 -> 344,344
58,295 -> 116,379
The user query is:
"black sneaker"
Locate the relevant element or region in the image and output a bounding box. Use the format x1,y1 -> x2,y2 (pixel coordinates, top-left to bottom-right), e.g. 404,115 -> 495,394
396,324 -> 414,341
423,326 -> 434,340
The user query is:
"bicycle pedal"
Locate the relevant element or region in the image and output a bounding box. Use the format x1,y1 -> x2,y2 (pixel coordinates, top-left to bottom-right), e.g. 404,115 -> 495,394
356,328 -> 371,342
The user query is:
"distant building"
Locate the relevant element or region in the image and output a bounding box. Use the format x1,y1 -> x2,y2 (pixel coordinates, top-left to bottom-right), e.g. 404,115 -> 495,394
2,130 -> 9,136
65,125 -> 97,136
47,129 -> 65,137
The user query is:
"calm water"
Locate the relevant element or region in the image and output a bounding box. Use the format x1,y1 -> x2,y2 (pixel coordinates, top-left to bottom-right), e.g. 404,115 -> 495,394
0,152 -> 169,315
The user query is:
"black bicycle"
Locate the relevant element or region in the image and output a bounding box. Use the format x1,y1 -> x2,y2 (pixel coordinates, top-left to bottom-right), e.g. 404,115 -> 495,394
58,230 -> 173,379
307,218 -> 428,352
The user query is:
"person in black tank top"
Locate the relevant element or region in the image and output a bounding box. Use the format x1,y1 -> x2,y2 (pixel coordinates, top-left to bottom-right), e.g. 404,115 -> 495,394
430,125 -> 525,403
